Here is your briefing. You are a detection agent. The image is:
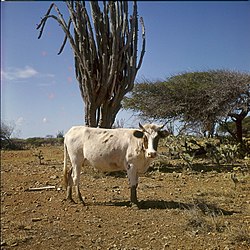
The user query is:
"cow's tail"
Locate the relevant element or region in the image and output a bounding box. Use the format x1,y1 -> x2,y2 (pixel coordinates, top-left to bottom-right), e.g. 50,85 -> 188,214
63,142 -> 69,188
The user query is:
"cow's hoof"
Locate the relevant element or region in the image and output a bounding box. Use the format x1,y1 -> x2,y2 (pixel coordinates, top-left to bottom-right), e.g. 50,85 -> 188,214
131,202 -> 139,210
66,198 -> 77,204
79,200 -> 86,206
62,198 -> 77,204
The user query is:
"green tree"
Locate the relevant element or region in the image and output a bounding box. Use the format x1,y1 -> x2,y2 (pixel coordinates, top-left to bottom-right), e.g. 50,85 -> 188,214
37,1 -> 145,128
56,130 -> 64,138
124,70 -> 250,141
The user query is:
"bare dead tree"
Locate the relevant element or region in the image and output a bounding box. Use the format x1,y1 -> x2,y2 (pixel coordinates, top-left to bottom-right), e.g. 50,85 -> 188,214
37,1 -> 145,128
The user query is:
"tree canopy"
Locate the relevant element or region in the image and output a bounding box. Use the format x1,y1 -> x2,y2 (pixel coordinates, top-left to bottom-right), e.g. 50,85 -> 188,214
124,70 -> 250,141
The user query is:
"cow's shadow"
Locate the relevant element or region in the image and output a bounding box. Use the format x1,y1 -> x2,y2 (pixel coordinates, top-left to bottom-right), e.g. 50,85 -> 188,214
98,199 -> 236,216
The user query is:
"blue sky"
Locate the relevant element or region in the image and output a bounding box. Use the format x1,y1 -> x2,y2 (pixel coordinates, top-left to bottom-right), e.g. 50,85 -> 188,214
1,1 -> 250,138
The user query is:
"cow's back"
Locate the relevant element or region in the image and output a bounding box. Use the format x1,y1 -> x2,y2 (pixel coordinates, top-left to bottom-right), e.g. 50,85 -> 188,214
65,126 -> 139,172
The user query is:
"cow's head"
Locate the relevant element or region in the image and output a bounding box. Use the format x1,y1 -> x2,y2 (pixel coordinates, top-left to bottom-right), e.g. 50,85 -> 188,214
133,123 -> 169,158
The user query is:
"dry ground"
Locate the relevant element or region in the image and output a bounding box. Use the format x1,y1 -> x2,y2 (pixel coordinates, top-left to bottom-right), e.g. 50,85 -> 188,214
1,146 -> 250,250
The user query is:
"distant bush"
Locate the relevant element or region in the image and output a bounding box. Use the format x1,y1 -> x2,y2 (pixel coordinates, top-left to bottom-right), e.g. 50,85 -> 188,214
25,137 -> 46,147
1,137 -> 64,150
163,135 -> 249,168
25,137 -> 64,147
1,139 -> 25,150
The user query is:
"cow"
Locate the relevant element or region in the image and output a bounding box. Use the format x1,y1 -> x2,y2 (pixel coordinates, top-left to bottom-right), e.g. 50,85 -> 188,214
63,123 -> 168,206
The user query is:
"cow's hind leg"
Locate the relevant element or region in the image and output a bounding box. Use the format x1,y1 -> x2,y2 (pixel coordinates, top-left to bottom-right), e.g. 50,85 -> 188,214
66,168 -> 75,203
76,186 -> 84,204
72,162 -> 85,204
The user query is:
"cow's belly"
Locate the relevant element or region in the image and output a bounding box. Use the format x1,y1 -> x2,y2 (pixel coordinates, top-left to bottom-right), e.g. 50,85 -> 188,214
89,160 -> 125,172
87,157 -> 151,173
84,149 -> 126,172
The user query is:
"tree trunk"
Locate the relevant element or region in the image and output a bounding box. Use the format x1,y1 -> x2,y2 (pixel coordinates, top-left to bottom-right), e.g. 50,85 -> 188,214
231,110 -> 248,143
99,102 -> 112,128
85,101 -> 97,127
235,118 -> 243,143
37,1 -> 146,129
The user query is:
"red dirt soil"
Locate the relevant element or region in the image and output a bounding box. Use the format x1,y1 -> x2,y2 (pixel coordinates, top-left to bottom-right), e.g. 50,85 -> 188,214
1,146 -> 250,249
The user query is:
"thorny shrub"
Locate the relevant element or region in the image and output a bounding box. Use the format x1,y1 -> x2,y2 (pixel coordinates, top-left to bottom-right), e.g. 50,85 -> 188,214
33,149 -> 44,165
162,135 -> 249,168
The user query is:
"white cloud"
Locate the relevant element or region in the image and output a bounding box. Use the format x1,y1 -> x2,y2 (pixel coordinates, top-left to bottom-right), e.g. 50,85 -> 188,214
1,66 -> 38,81
1,66 -> 55,83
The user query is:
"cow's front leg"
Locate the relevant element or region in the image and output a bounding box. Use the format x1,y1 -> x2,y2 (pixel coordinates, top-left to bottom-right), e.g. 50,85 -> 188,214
130,185 -> 138,204
127,163 -> 139,206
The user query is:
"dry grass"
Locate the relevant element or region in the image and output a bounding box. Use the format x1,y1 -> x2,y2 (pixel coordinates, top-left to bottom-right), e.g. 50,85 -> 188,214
185,201 -> 227,234
229,225 -> 250,246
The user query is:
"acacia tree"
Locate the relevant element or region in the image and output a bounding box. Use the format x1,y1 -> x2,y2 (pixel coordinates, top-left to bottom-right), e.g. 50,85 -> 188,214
124,70 -> 250,142
212,70 -> 250,142
37,1 -> 145,128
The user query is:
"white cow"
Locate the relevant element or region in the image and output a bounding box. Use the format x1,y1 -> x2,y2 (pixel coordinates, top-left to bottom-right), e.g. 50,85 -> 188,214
63,123 -> 168,206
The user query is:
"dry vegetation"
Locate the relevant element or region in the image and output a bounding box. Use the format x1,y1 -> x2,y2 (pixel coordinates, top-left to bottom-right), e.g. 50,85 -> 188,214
1,145 -> 250,249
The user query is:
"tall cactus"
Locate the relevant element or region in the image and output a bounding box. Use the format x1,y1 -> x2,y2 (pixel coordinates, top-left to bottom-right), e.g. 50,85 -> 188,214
37,1 -> 145,128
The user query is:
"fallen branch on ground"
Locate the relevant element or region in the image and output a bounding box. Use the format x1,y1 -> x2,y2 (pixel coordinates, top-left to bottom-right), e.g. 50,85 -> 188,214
25,186 -> 56,192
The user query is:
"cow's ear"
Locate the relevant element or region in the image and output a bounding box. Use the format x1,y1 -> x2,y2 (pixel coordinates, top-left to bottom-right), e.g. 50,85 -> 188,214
133,130 -> 144,138
158,130 -> 169,138
139,123 -> 147,132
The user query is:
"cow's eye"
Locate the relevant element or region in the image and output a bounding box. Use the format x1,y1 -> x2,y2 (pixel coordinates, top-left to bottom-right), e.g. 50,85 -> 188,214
133,130 -> 144,138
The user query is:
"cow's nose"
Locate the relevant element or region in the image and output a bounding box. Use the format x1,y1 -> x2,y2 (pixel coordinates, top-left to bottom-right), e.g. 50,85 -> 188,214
147,152 -> 157,158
